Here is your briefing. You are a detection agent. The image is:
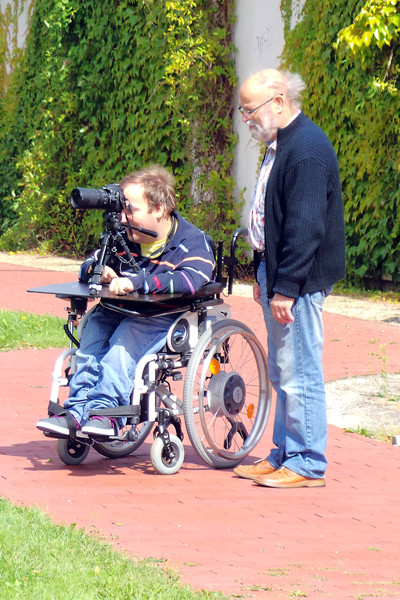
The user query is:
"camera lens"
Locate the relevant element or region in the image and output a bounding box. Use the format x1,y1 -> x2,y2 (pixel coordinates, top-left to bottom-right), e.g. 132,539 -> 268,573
70,188 -> 110,210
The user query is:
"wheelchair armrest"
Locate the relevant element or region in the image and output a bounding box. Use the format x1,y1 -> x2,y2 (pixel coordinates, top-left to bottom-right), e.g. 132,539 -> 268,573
184,281 -> 224,300
100,281 -> 225,319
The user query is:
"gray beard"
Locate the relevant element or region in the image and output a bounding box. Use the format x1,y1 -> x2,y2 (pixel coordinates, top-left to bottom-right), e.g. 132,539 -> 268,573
247,119 -> 277,143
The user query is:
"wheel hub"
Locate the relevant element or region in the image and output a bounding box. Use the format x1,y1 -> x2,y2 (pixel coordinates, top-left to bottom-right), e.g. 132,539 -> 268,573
207,371 -> 246,417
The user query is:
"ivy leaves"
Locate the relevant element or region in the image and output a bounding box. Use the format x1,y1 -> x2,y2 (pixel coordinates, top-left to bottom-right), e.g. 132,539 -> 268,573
0,0 -> 238,257
336,0 -> 400,58
281,0 -> 400,284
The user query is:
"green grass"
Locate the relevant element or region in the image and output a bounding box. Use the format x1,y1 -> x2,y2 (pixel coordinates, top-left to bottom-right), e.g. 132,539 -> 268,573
0,498 -> 225,600
344,426 -> 375,438
0,310 -> 67,351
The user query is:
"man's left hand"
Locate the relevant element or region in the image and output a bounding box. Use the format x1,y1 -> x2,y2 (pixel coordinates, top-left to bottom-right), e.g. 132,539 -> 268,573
270,293 -> 295,324
109,277 -> 134,295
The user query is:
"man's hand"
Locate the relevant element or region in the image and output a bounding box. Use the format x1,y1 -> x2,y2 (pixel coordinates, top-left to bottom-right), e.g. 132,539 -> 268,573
270,293 -> 295,324
100,266 -> 134,294
109,277 -> 134,295
253,283 -> 261,306
100,266 -> 118,284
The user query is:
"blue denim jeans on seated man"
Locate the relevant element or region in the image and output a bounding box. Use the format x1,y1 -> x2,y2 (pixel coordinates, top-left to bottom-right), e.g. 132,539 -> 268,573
64,305 -> 176,426
257,261 -> 328,479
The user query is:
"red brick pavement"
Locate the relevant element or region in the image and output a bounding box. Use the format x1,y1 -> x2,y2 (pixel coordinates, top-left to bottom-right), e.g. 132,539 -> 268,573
1,261 -> 400,599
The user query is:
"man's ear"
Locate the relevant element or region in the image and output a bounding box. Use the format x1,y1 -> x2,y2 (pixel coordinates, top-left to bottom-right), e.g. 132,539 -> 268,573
274,94 -> 284,114
152,203 -> 165,219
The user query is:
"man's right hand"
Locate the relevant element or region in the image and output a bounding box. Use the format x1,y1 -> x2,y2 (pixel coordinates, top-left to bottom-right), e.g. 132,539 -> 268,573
270,293 -> 295,324
100,266 -> 118,284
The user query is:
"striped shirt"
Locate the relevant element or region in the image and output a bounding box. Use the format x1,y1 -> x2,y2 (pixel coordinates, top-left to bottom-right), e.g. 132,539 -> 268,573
248,111 -> 301,251
248,141 -> 277,251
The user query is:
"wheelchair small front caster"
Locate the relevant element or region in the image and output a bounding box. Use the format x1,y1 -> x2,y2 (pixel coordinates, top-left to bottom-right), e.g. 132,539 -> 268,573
57,438 -> 90,465
150,434 -> 184,475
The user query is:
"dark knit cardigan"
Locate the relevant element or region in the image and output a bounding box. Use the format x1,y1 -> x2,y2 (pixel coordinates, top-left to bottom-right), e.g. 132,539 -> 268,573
262,111 -> 346,300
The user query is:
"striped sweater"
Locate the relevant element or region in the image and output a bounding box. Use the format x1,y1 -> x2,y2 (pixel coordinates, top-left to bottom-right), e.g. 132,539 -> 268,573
79,212 -> 215,295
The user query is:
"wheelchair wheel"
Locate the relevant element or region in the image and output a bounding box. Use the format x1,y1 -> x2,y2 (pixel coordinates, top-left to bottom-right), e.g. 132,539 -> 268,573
57,438 -> 90,466
92,421 -> 154,459
183,319 -> 271,468
150,434 -> 185,475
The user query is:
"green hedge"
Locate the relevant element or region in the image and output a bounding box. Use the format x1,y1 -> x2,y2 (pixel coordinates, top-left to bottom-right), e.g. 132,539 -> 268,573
280,0 -> 400,285
1,0 -> 399,286
0,0 -> 239,256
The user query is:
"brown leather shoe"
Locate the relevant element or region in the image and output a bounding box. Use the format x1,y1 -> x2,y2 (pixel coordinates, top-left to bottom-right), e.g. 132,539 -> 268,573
233,459 -> 276,480
253,466 -> 325,488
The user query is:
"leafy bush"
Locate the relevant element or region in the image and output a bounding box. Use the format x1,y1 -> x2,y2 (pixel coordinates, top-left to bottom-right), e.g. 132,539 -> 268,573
0,0 -> 239,256
280,0 -> 400,285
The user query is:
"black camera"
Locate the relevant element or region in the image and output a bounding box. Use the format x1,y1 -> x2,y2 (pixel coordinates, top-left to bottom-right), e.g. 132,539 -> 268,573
70,184 -> 125,212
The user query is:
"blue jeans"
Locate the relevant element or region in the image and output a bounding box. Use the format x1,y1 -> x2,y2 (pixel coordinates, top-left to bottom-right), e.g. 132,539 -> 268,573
257,262 -> 328,478
64,305 -> 175,426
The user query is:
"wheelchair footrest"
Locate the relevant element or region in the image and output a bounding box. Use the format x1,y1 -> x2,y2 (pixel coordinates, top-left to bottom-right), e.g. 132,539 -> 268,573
88,405 -> 141,418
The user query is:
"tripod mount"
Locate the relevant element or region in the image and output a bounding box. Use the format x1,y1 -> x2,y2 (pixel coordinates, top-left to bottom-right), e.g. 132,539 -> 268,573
88,210 -> 155,296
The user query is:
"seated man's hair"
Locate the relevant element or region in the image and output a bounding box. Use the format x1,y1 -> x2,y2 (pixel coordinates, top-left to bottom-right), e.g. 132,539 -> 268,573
120,165 -> 177,213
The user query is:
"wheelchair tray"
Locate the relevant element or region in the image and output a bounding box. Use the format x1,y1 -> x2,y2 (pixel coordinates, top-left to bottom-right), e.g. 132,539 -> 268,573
27,281 -> 184,303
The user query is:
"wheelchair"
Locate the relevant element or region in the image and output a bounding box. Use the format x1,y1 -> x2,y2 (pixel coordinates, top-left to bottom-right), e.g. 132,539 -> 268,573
30,228 -> 271,475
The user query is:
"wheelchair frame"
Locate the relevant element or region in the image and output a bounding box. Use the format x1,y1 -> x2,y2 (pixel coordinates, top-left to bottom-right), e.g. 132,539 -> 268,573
32,229 -> 272,474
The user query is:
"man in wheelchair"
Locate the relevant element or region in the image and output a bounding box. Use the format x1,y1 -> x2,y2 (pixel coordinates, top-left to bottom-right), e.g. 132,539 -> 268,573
36,165 -> 215,439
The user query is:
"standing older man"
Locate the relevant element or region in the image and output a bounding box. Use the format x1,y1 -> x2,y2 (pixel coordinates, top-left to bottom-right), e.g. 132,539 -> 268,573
234,69 -> 345,488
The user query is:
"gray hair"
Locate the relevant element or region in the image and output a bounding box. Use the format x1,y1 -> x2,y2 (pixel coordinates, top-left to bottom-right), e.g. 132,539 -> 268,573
254,69 -> 306,110
281,71 -> 306,110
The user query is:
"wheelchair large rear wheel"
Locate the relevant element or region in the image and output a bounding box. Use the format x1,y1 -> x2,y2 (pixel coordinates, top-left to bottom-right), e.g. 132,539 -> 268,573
183,319 -> 271,468
92,421 -> 154,458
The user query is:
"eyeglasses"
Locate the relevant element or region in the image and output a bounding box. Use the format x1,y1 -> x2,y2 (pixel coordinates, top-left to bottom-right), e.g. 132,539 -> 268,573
238,94 -> 283,116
